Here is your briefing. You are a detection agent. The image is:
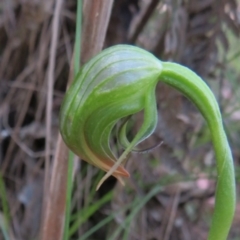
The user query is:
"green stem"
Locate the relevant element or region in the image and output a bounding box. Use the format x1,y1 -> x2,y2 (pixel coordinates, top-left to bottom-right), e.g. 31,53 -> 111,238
63,0 -> 82,239
0,173 -> 10,240
160,62 -> 235,240
74,0 -> 82,76
63,151 -> 74,240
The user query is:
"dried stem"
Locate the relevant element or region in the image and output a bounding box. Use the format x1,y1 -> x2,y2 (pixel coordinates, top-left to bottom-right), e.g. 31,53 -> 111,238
40,0 -> 114,239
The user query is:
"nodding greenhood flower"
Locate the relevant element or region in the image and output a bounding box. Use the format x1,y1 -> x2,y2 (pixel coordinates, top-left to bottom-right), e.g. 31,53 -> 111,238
60,45 -> 235,240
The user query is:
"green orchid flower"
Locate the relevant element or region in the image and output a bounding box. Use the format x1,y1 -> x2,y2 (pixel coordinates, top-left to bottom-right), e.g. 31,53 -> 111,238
60,44 -> 235,240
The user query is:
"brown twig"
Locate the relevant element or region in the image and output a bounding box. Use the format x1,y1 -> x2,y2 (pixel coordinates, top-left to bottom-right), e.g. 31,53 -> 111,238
81,0 -> 114,64
163,189 -> 181,240
44,0 -> 63,194
40,0 -> 64,238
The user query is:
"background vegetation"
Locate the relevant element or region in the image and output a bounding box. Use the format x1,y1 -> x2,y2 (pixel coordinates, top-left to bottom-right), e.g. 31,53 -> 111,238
0,0 -> 240,239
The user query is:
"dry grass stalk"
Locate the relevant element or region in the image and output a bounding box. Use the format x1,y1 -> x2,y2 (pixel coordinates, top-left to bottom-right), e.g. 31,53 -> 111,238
40,0 -> 114,239
40,0 -> 65,238
81,0 -> 114,64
